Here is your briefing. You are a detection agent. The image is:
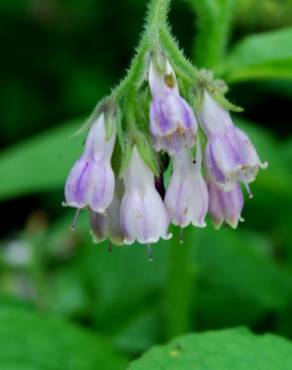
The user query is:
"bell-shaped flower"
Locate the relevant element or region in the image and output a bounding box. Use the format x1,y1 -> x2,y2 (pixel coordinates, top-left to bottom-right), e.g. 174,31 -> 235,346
199,91 -> 267,191
120,147 -> 170,245
90,181 -> 124,245
208,179 -> 244,229
64,113 -> 115,213
165,140 -> 209,228
148,59 -> 198,155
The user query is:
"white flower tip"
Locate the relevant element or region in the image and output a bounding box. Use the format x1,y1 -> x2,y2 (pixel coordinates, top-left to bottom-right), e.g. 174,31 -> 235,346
164,232 -> 173,241
123,238 -> 134,246
92,207 -> 106,214
193,221 -> 207,228
212,219 -> 223,230
229,217 -> 242,229
89,229 -> 105,244
123,232 -> 172,245
261,161 -> 268,170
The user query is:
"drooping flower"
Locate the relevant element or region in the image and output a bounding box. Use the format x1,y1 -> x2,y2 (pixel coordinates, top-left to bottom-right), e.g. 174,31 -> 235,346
120,147 -> 170,245
165,140 -> 209,228
90,181 -> 124,245
208,179 -> 244,229
148,59 -> 198,155
199,91 -> 267,191
64,113 -> 115,213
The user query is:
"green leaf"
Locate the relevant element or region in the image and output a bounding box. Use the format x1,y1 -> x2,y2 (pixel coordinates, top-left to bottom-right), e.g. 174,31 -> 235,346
129,328 -> 292,370
223,27 -> 292,83
0,307 -> 127,370
0,120 -> 83,201
194,227 -> 292,328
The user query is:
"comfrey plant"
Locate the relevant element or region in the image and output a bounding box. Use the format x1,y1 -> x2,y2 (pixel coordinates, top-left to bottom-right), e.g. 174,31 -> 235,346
63,0 -> 267,259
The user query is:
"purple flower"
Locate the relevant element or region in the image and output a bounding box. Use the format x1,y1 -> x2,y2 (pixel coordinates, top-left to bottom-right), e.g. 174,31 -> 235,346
165,144 -> 209,228
208,179 -> 244,229
64,114 -> 115,213
148,60 -> 198,155
90,181 -> 124,245
120,147 -> 170,245
199,91 -> 267,191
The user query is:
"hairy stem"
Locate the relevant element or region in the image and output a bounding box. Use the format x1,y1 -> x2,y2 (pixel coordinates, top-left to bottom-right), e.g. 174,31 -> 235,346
112,0 -> 172,99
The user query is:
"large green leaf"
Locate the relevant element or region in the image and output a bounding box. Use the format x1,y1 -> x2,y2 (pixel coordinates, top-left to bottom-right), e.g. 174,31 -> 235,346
128,328 -> 292,370
223,27 -> 292,82
0,120 -> 82,201
194,227 -> 292,328
0,307 -> 127,370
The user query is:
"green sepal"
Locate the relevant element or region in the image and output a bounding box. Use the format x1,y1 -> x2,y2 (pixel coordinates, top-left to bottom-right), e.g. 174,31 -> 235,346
104,110 -> 116,141
120,129 -> 159,177
99,98 -> 120,142
135,131 -> 159,177
199,69 -> 243,112
72,99 -> 105,139
118,138 -> 134,178
192,84 -> 205,112
150,48 -> 167,75
209,88 -> 244,113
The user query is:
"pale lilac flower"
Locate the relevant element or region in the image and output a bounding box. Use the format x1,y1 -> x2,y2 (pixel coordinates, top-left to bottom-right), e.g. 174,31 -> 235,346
165,140 -> 209,228
90,182 -> 124,245
208,179 -> 244,229
64,113 -> 115,213
120,147 -> 170,245
199,91 -> 267,191
148,60 -> 198,155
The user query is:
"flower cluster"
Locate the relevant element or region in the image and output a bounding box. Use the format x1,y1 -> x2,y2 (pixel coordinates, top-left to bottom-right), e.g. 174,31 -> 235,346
64,56 -> 267,255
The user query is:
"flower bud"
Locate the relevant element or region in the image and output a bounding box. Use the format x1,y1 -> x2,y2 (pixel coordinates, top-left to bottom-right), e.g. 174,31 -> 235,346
208,179 -> 244,229
120,147 -> 170,244
148,59 -> 197,155
64,113 -> 115,213
200,91 -> 267,191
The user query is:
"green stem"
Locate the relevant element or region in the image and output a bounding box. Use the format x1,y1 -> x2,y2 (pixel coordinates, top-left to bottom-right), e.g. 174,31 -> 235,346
189,0 -> 236,69
159,28 -> 199,83
112,0 -> 171,100
165,228 -> 197,340
147,0 -> 171,34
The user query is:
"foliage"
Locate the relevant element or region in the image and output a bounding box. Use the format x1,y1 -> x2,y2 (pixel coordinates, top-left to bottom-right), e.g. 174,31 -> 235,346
0,307 -> 127,370
223,27 -> 292,82
128,328 -> 292,370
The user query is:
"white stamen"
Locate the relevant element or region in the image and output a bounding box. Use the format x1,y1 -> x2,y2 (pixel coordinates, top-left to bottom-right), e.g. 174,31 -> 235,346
108,241 -> 113,253
244,180 -> 253,199
71,208 -> 81,231
147,244 -> 154,261
179,228 -> 184,245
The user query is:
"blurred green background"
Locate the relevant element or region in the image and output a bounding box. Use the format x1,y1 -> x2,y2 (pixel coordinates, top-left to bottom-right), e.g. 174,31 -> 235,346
0,0 -> 292,369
